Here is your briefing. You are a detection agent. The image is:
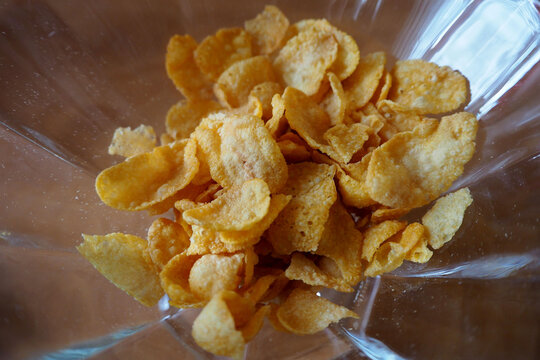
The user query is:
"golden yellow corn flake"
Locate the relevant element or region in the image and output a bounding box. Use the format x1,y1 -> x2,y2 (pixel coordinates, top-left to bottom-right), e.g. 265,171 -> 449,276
241,305 -> 271,341
218,115 -> 288,193
323,123 -> 370,164
77,234 -> 164,306
343,52 -> 386,111
422,187 -> 473,249
371,207 -> 411,223
189,253 -> 244,301
285,253 -> 353,292
108,125 -> 156,158
192,291 -> 249,360
389,59 -> 469,114
274,28 -> 338,96
166,99 -> 222,140
268,303 -> 291,333
165,34 -> 213,100
293,19 -> 360,80
321,72 -> 346,126
249,81 -> 283,120
194,183 -> 221,203
214,55 -> 277,108
96,139 -> 199,211
243,274 -> 279,303
184,225 -> 257,255
405,236 -> 433,263
366,112 -> 477,208
265,93 -> 287,138
183,179 -> 270,231
362,220 -> 407,262
316,200 -> 363,285
267,162 -> 337,254
377,99 -> 440,133
194,28 -> 253,81
364,222 -> 426,277
220,194 -> 291,245
245,5 -> 290,55
160,253 -> 204,308
277,139 -> 311,163
276,288 -> 358,334
146,218 -> 190,270
372,70 -> 392,105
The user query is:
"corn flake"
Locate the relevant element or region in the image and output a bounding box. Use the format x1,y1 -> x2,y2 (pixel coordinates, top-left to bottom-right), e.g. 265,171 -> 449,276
366,112 -> 477,208
147,218 -> 190,270
285,253 -> 353,292
189,253 -> 245,301
160,253 -> 204,308
166,99 -> 222,140
245,5 -> 290,55
249,81 -> 283,120
321,72 -> 346,126
166,35 -> 214,100
77,233 -> 164,306
195,28 -> 253,81
389,59 -> 469,114
108,125 -> 156,158
267,162 -> 337,254
362,220 -> 407,262
183,179 -> 270,231
96,139 -> 199,211
422,188 -> 473,249
276,288 -> 358,334
343,52 -> 386,111
274,28 -> 338,96
214,55 -> 277,108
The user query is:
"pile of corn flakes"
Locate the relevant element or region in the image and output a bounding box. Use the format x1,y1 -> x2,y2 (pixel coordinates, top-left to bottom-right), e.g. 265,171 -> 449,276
78,5 -> 476,359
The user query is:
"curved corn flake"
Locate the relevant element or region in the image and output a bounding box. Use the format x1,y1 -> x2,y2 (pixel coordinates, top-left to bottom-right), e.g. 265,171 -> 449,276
174,198 -> 198,236
249,81 -> 283,120
343,52 -> 386,111
185,225 -> 257,255
244,274 -> 279,303
277,140 -> 311,163
371,207 -> 411,223
285,253 -> 354,292
276,288 -> 358,334
364,222 -> 425,277
218,115 -> 288,193
96,139 -> 199,211
241,305 -> 271,342
189,253 -> 244,301
195,28 -> 253,81
321,72 -> 346,126
323,123 -> 370,164
160,253 -> 204,308
194,183 -> 221,203
220,194 -> 291,244
214,56 -> 277,108
146,183 -> 208,216
108,125 -> 156,158
373,70 -> 392,105
366,112 -> 477,208
273,29 -> 338,96
160,133 -> 174,146
316,200 -> 363,285
268,303 -> 291,333
283,87 -> 332,153
245,5 -> 290,55
192,291 -> 248,360
147,218 -> 190,270
406,236 -> 433,263
265,93 -> 287,138
183,179 -> 271,231
292,19 -> 360,80
362,220 -> 407,262
422,187 -> 473,249
389,59 -> 469,114
77,233 -> 164,307
267,163 -> 337,254
243,247 -> 259,286
377,99 -> 438,133
166,100 -> 222,140
166,34 -> 213,100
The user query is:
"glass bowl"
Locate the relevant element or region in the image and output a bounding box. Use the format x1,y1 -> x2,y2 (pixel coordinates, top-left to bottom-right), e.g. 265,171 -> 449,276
1,0 -> 538,359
